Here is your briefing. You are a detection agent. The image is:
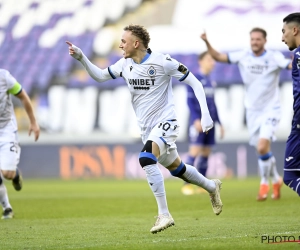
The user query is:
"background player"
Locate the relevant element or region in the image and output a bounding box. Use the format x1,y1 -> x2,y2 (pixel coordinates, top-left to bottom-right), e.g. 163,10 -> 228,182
66,24 -> 223,234
0,69 -> 40,219
281,12 -> 300,195
182,51 -> 224,195
201,28 -> 292,201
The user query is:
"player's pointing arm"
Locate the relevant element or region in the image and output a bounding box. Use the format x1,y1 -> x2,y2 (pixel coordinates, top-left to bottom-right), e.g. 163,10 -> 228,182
201,32 -> 229,63
66,41 -> 121,83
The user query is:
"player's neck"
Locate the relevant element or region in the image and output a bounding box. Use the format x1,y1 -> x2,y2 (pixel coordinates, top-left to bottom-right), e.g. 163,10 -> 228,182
252,49 -> 266,57
132,49 -> 148,64
200,68 -> 209,76
296,37 -> 300,48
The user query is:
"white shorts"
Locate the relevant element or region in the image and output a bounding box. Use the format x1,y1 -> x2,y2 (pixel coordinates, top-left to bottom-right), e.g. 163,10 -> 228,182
0,121 -> 20,171
246,108 -> 281,146
142,120 -> 180,167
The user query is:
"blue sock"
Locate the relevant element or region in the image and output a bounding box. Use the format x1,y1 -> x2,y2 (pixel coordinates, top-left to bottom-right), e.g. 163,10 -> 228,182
197,156 -> 208,177
283,171 -> 300,196
186,155 -> 196,166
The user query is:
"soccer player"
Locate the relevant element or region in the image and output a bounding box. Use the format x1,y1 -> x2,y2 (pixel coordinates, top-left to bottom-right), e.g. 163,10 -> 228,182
182,52 -> 224,195
201,28 -> 292,201
66,24 -> 223,234
281,12 -> 300,196
0,69 -> 40,219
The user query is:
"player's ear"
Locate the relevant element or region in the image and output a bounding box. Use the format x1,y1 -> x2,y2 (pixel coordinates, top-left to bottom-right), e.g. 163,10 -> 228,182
293,25 -> 299,35
134,40 -> 139,49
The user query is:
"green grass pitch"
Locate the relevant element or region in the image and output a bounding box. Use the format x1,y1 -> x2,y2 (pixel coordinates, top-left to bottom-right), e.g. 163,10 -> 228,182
1,178 -> 299,250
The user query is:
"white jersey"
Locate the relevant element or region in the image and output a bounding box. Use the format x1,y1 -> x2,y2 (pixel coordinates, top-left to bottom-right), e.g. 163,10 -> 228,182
0,69 -> 18,129
106,51 -> 188,136
228,49 -> 290,111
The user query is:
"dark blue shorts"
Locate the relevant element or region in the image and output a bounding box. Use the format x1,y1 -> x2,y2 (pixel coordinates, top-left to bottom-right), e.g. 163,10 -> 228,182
189,126 -> 215,146
284,131 -> 300,171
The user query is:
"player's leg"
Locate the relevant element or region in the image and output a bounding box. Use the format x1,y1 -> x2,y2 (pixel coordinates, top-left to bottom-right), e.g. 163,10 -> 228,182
195,147 -> 211,194
182,124 -> 202,195
1,141 -> 22,191
256,112 -> 282,201
139,140 -> 169,216
0,143 -> 15,219
162,152 -> 222,215
181,144 -> 201,195
256,138 -> 272,201
139,139 -> 174,234
196,147 -> 211,176
283,132 -> 300,196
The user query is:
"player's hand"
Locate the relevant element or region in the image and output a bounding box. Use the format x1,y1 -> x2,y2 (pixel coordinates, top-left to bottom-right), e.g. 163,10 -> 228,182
66,41 -> 83,60
29,122 -> 40,141
200,31 -> 208,42
201,113 -> 214,133
219,125 -> 225,139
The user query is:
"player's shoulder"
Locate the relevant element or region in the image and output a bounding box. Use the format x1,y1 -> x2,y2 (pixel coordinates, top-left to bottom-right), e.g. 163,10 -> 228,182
149,51 -> 174,62
266,49 -> 284,57
294,47 -> 300,58
229,48 -> 249,55
227,48 -> 249,62
0,68 -> 9,75
0,69 -> 10,80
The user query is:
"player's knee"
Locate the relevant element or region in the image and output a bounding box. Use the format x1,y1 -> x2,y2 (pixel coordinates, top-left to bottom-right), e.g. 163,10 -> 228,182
257,141 -> 270,155
139,152 -> 157,168
257,146 -> 269,155
1,170 -> 15,180
258,151 -> 272,160
169,161 -> 186,177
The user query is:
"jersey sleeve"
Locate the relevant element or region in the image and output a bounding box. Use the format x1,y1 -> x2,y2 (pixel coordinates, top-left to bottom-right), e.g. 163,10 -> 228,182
187,85 -> 201,123
273,51 -> 291,69
227,50 -> 246,64
162,55 -> 190,81
79,54 -> 124,82
107,58 -> 125,79
5,71 -> 22,95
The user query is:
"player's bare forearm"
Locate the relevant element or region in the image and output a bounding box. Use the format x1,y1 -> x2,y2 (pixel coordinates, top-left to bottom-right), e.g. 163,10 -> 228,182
16,90 -> 40,141
66,41 -> 109,83
201,33 -> 228,63
205,41 -> 228,63
17,90 -> 36,124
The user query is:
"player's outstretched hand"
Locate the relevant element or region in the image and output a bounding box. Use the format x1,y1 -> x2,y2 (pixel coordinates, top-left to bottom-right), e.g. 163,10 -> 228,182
200,31 -> 208,42
29,122 -> 40,141
201,113 -> 214,133
66,41 -> 83,60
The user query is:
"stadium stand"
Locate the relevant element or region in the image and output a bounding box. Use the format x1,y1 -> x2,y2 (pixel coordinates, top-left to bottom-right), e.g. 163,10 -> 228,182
0,0 -> 296,142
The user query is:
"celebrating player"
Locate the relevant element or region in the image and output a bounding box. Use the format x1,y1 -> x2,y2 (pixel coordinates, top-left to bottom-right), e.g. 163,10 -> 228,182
281,12 -> 300,196
66,24 -> 223,233
201,28 -> 292,201
182,51 -> 224,195
0,69 -> 40,219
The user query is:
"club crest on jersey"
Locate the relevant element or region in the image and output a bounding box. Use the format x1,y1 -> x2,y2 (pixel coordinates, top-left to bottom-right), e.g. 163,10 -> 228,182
147,66 -> 156,77
178,63 -> 188,74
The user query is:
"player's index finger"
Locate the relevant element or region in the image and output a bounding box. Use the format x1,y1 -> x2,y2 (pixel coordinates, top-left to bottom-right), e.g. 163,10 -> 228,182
66,41 -> 72,46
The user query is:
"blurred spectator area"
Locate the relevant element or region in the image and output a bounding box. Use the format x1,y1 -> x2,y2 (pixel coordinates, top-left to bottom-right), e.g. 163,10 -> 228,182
1,0 -> 296,143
